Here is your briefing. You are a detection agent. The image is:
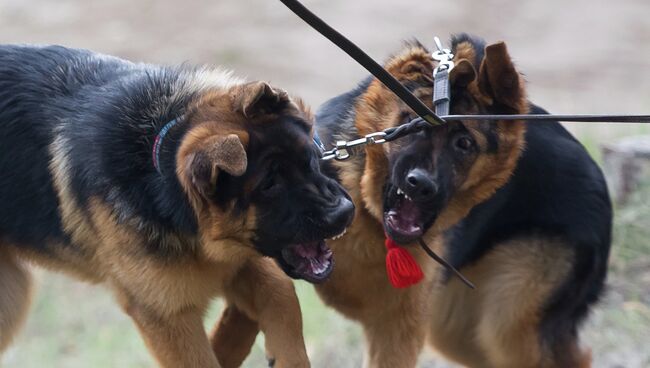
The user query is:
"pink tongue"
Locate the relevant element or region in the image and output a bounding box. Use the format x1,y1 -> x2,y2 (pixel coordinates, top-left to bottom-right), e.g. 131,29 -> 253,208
388,198 -> 421,234
295,243 -> 319,258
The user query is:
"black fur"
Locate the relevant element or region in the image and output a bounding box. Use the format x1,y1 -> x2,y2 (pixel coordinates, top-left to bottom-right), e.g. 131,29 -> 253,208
451,33 -> 486,67
316,47 -> 611,362
315,77 -> 372,180
0,44 -> 355,283
0,45 -> 203,254
444,104 -> 611,357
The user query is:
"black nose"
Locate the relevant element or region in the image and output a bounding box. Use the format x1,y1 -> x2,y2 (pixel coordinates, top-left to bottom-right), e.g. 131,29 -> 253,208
323,197 -> 355,233
405,168 -> 437,201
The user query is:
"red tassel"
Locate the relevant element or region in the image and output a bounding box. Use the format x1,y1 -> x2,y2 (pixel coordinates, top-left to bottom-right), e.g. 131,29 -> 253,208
385,236 -> 424,288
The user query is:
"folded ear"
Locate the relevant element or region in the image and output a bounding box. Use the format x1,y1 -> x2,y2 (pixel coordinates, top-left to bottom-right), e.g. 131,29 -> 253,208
449,59 -> 477,88
183,133 -> 247,198
477,42 -> 526,111
232,81 -> 290,118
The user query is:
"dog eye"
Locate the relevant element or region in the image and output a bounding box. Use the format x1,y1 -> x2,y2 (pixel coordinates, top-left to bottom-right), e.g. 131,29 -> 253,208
259,174 -> 278,193
454,136 -> 474,151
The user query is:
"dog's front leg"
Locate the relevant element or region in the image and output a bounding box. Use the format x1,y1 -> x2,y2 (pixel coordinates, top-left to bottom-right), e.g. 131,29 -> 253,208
210,304 -> 260,368
120,297 -> 221,368
224,257 -> 310,368
361,307 -> 427,368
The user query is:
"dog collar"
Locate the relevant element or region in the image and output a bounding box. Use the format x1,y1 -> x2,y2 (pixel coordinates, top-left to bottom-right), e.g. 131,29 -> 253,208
154,121 -> 325,172
152,118 -> 180,174
313,129 -> 325,153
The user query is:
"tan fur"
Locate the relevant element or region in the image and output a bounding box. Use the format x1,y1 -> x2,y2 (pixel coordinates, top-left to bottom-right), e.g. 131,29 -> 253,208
221,257 -> 309,367
454,41 -> 477,64
0,82 -> 311,367
317,213 -> 439,368
0,248 -> 33,352
311,42 -> 588,368
431,119 -> 526,234
41,134 -> 106,282
212,41 -> 591,367
211,305 -> 259,368
429,237 -> 574,368
230,81 -> 290,119
176,122 -> 250,213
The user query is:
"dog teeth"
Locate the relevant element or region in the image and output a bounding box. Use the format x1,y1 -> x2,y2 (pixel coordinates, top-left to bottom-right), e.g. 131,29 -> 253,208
312,260 -> 329,274
330,227 -> 348,240
404,194 -> 412,201
397,188 -> 404,196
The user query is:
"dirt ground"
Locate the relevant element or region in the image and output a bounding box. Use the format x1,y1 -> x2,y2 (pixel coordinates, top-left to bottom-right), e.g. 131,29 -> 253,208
0,0 -> 649,367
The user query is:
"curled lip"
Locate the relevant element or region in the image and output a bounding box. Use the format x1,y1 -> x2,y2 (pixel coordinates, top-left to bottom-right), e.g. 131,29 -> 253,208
279,240 -> 335,283
383,186 -> 426,245
276,224 -> 349,283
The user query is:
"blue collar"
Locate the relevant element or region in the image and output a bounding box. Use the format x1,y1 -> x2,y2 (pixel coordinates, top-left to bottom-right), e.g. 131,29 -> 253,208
313,129 -> 325,152
152,118 -> 180,174
153,121 -> 325,173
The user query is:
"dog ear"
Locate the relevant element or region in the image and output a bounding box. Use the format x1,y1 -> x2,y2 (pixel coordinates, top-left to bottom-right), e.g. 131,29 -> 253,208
232,81 -> 290,118
184,133 -> 247,198
449,59 -> 477,88
477,42 -> 525,110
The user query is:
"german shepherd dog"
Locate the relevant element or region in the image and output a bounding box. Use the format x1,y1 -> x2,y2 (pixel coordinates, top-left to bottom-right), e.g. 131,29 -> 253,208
309,35 -> 611,367
0,45 -> 354,368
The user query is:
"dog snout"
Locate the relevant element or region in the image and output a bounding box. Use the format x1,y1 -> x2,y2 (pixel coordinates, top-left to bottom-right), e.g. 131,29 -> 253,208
311,176 -> 354,233
405,168 -> 438,201
323,196 -> 355,232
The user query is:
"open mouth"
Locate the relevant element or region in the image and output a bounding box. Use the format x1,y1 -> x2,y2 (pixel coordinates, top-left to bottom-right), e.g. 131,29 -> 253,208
383,186 -> 425,245
280,238 -> 336,283
272,196 -> 353,283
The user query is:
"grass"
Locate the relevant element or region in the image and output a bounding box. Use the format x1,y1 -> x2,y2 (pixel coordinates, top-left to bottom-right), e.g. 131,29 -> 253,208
2,164 -> 649,368
581,181 -> 650,368
0,272 -> 364,368
575,123 -> 649,163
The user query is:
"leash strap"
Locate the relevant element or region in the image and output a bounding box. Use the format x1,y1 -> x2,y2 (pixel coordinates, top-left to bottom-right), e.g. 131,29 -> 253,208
278,0 -> 444,127
418,239 -> 475,289
440,114 -> 650,123
433,69 -> 450,116
432,36 -> 454,116
279,0 -> 650,158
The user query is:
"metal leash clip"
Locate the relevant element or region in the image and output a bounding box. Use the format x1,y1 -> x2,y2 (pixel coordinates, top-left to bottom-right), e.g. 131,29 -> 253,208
322,132 -> 387,161
432,36 -> 454,75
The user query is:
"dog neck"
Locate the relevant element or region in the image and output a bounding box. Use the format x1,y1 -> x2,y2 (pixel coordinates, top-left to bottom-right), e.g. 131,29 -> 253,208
152,117 -> 182,174
150,114 -> 194,180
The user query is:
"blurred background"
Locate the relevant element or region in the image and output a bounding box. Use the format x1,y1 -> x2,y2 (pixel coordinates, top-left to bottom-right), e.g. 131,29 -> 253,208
0,0 -> 648,367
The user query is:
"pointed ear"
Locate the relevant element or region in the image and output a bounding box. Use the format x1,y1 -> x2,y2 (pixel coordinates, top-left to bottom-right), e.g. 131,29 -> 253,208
477,42 -> 525,111
184,133 -> 247,198
449,59 -> 477,88
232,81 -> 290,118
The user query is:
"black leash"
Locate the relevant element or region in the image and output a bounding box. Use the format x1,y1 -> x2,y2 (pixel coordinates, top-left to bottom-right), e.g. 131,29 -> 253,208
279,0 -> 475,287
418,239 -> 475,289
278,0 -> 444,127
279,0 -> 650,130
442,114 -> 650,123
279,0 -> 650,288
